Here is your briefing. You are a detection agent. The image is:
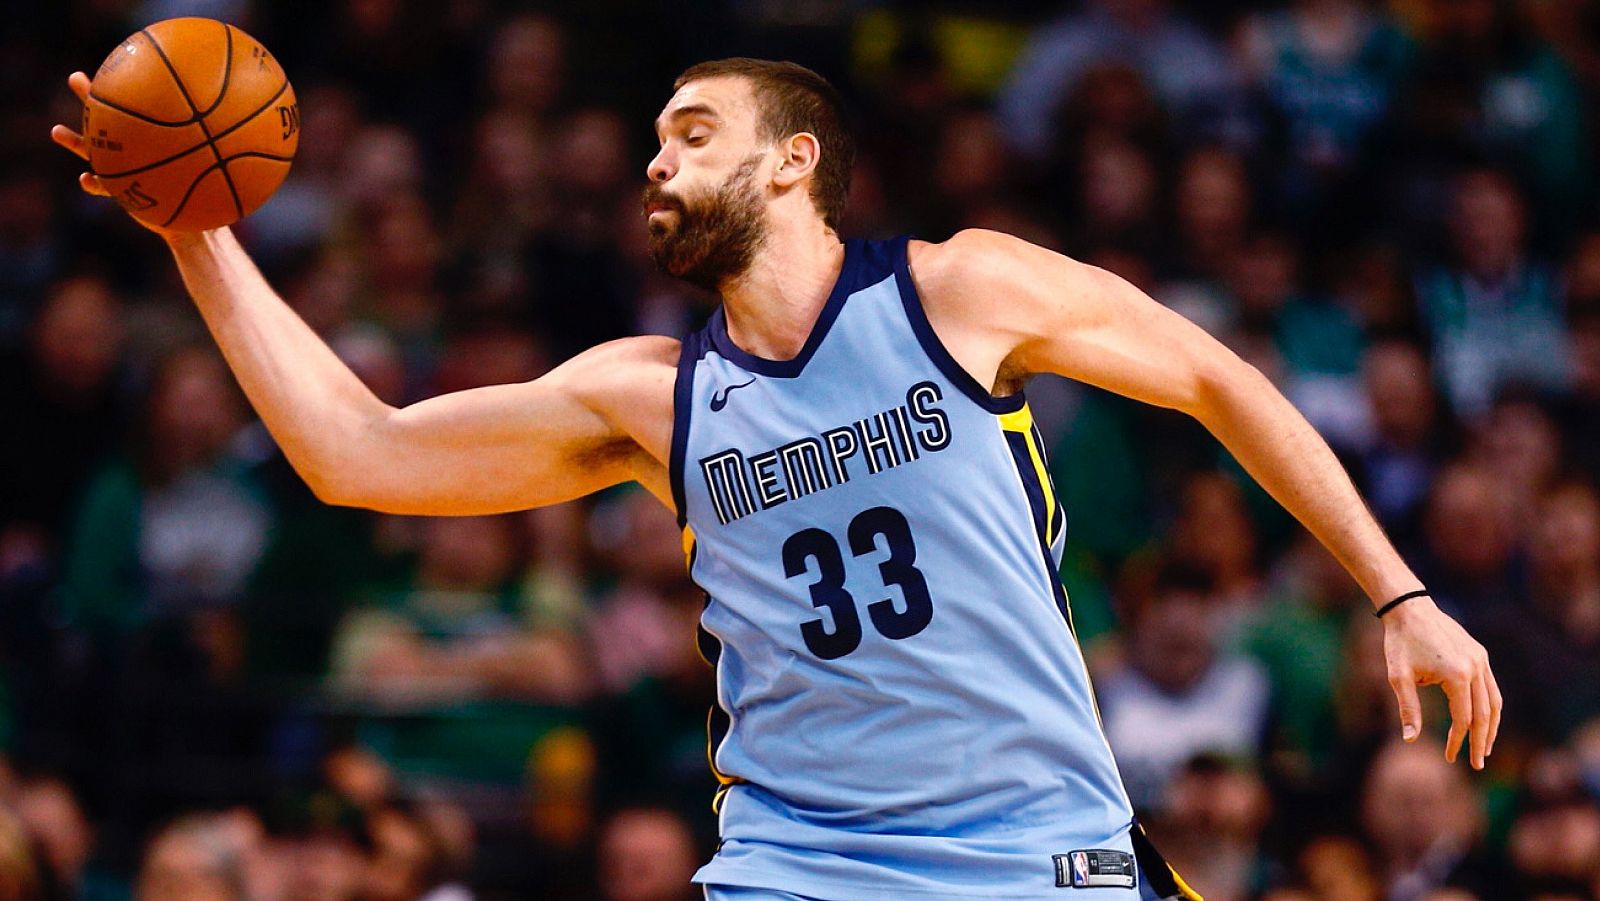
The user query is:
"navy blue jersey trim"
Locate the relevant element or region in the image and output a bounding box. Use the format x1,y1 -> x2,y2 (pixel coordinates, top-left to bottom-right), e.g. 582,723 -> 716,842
706,238 -> 867,378
1005,431 -> 1076,639
670,329 -> 709,528
891,234 -> 1026,414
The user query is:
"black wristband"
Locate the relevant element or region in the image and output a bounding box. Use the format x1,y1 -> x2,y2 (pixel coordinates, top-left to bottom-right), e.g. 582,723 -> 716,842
1374,589 -> 1430,619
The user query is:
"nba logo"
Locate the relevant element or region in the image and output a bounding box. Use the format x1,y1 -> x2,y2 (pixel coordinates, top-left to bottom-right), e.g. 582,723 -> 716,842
1071,851 -> 1090,887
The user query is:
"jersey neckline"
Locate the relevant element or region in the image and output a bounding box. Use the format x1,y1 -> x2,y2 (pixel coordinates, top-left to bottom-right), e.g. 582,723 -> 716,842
706,237 -> 865,378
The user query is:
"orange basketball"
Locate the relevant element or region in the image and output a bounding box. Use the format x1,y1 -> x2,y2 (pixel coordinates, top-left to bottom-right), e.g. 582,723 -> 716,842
83,17 -> 298,232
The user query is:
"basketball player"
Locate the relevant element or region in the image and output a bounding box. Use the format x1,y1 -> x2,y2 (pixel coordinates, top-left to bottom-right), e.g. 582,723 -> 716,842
53,59 -> 1500,901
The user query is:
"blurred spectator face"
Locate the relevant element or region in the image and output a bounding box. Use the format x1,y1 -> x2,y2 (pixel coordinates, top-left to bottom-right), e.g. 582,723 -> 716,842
1364,341 -> 1436,448
934,110 -> 1007,203
137,826 -> 243,901
1176,148 -> 1249,254
1362,741 -> 1481,866
1171,473 -> 1258,586
1130,581 -> 1218,692
1420,891 -> 1481,901
323,745 -> 396,810
341,126 -> 424,208
361,809 -> 431,901
1530,482 -> 1600,585
559,108 -> 631,198
1340,242 -> 1413,333
1424,465 -> 1514,580
31,274 -> 122,396
295,84 -> 361,177
489,13 -> 565,114
416,516 -> 518,592
1300,835 -> 1380,901
286,252 -> 361,338
474,107 -> 547,195
1474,398 -> 1560,499
1509,749 -> 1600,883
367,195 -> 441,291
1080,139 -> 1158,235
597,808 -> 699,901
1163,761 -> 1270,843
1509,798 -> 1600,883
147,348 -> 245,474
1228,235 -> 1299,321
13,777 -> 92,889
1450,170 -> 1526,277
1068,64 -> 1160,140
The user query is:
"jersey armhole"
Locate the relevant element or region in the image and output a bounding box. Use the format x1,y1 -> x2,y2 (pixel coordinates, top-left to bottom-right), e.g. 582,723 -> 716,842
669,329 -> 704,528
891,234 -> 1026,415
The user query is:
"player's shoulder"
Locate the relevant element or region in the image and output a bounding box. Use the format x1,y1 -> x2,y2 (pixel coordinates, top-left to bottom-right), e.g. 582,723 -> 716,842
906,228 -> 1081,299
553,335 -> 680,409
906,228 -> 1090,326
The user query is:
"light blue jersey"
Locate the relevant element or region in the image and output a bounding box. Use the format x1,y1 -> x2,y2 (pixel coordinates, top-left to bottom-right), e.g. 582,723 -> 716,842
671,236 -> 1199,900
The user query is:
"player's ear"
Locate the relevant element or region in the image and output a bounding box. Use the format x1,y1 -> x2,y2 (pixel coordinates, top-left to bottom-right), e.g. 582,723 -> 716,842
772,132 -> 820,189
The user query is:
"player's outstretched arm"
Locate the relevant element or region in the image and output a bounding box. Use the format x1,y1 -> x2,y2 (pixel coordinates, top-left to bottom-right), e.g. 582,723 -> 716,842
52,73 -> 671,516
931,229 -> 1501,770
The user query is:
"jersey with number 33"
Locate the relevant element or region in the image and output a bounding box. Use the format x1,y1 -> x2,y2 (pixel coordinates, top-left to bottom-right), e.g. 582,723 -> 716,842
672,235 -> 1141,900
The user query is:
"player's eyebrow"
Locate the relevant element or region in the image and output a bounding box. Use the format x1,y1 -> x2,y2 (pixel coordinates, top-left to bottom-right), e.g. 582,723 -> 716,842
654,103 -> 721,141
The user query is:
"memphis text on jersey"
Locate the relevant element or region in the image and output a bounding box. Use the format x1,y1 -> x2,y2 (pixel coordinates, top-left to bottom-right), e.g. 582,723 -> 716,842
698,381 -> 951,525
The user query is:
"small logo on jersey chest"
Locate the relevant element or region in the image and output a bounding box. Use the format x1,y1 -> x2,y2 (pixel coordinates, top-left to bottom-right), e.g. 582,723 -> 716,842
1054,849 -> 1136,889
710,378 -> 756,411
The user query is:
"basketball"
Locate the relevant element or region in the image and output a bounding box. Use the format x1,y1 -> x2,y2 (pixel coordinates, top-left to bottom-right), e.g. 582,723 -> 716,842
83,17 -> 297,232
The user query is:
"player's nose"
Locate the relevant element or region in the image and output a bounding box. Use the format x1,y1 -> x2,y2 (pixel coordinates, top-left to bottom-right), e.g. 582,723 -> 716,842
646,146 -> 675,184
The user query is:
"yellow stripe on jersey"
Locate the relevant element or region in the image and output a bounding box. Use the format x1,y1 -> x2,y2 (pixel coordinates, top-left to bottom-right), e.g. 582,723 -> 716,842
681,525 -> 696,571
997,405 -> 1059,544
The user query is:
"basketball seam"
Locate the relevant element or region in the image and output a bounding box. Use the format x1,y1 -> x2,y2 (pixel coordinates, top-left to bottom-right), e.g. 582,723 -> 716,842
140,25 -> 244,225
91,80 -> 291,179
158,152 -> 295,226
198,23 -> 234,119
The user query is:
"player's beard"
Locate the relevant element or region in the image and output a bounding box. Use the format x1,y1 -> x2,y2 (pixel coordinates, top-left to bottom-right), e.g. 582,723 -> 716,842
644,154 -> 767,293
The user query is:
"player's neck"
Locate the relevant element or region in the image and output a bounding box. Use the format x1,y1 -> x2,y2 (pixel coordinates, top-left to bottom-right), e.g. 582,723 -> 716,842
718,221 -> 845,362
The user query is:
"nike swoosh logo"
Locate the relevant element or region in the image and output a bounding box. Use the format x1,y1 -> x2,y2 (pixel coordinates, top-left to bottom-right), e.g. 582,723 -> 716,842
710,377 -> 757,412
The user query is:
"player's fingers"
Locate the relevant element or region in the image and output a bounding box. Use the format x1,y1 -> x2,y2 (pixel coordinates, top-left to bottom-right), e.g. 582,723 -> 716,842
78,172 -> 111,197
67,71 -> 92,104
1485,660 -> 1503,757
1469,672 -> 1490,770
51,124 -> 89,161
1443,671 -> 1472,764
1387,667 -> 1422,742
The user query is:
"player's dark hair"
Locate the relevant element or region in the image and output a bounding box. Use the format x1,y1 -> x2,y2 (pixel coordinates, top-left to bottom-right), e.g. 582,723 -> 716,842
674,58 -> 855,232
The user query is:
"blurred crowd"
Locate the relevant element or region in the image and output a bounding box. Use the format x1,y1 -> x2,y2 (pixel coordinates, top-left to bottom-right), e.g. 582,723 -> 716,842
2,0 -> 1600,899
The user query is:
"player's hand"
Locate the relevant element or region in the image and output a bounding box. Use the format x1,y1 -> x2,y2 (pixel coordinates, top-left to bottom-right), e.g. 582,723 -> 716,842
50,72 -> 113,199
1381,595 -> 1501,769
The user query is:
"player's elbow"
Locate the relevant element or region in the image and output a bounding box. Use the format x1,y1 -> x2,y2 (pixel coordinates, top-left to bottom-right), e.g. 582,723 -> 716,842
1184,349 -> 1274,424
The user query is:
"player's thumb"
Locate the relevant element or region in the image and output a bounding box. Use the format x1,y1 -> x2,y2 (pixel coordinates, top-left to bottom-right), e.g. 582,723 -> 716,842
1388,666 -> 1422,742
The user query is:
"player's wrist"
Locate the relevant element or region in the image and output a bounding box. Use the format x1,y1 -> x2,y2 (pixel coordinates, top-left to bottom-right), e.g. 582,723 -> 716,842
1376,591 -> 1438,625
